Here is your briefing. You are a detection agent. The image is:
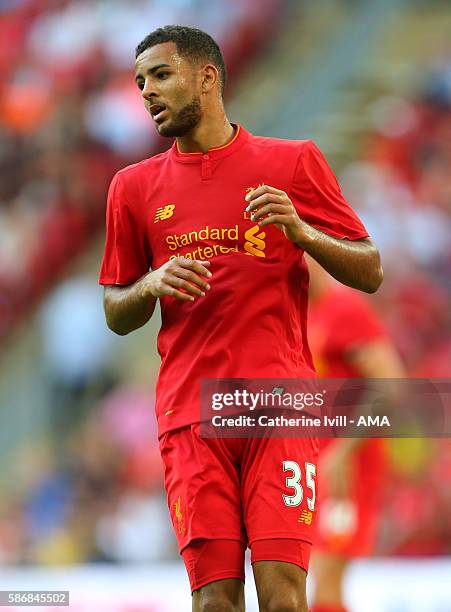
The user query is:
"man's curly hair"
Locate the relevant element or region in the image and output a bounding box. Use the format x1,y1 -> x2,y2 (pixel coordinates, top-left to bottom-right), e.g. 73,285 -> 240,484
136,25 -> 227,96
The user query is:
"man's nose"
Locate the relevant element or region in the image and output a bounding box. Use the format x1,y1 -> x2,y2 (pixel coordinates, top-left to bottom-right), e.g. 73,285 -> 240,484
142,80 -> 158,101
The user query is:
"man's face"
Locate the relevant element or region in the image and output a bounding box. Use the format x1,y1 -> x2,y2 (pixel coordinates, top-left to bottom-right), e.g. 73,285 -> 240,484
135,42 -> 202,137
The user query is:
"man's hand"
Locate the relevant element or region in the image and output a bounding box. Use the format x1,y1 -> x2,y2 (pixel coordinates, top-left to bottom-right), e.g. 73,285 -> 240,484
246,184 -> 383,294
143,257 -> 212,302
245,184 -> 307,244
103,258 -> 212,335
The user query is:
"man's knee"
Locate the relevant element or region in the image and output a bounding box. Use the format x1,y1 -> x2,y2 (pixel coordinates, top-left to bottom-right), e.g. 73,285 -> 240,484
193,579 -> 244,612
196,598 -> 243,612
260,591 -> 308,612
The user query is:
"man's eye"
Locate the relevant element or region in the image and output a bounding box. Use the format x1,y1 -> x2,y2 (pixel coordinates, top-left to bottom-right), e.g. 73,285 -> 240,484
137,81 -> 144,90
157,72 -> 169,79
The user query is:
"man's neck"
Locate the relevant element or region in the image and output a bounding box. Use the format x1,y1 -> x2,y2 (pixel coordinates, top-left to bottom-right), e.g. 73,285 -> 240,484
176,115 -> 235,153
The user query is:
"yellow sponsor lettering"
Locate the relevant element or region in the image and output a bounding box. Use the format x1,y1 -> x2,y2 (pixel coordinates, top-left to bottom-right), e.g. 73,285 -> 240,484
165,225 -> 239,250
166,235 -> 177,250
168,243 -> 239,261
198,227 -> 209,240
228,225 -> 238,240
164,223 -> 260,261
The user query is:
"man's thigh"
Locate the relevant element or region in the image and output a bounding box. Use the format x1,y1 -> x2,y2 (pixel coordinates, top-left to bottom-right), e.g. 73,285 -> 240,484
242,438 -> 318,612
241,435 -> 318,610
188,542 -> 245,610
159,424 -> 247,591
242,434 -> 319,554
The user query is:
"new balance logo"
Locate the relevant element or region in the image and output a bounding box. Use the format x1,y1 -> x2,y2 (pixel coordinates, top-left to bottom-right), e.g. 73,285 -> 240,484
298,510 -> 313,525
244,225 -> 266,257
154,204 -> 175,223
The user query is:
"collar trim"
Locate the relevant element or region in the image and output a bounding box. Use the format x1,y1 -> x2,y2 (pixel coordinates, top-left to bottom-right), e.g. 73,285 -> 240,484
171,125 -> 247,163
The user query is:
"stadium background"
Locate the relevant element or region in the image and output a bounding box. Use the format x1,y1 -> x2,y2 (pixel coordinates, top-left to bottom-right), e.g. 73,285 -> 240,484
0,0 -> 450,610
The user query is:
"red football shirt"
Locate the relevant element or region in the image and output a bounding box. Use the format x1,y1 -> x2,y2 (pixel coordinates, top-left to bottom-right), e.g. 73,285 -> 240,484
99,125 -> 368,436
308,285 -> 389,556
308,284 -> 387,377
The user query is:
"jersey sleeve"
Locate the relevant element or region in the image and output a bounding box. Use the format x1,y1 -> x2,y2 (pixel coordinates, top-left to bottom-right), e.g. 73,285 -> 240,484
291,140 -> 369,240
99,172 -> 151,285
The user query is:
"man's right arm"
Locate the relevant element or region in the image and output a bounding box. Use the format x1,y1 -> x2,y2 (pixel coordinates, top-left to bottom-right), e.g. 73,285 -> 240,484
103,257 -> 212,335
322,340 -> 406,498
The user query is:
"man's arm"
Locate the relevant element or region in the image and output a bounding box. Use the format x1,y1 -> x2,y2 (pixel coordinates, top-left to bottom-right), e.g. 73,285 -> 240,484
348,340 -> 405,378
104,278 -> 157,336
296,230 -> 381,294
245,185 -> 383,293
104,258 -> 211,335
322,340 -> 406,498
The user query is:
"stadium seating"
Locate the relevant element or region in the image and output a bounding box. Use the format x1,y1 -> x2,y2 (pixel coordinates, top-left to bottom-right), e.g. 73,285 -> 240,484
0,0 -> 282,342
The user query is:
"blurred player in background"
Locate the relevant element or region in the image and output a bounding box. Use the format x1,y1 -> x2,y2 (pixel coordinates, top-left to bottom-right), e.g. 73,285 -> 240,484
307,257 -> 405,612
99,25 -> 383,612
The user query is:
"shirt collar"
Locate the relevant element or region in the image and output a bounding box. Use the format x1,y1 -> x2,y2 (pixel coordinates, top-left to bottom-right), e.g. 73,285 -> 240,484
171,124 -> 248,163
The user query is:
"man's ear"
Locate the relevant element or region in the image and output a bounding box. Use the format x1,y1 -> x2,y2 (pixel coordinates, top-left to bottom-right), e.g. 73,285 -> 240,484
201,64 -> 219,93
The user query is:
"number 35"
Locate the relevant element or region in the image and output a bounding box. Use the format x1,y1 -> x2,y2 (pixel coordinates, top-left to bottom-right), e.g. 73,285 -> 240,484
282,460 -> 316,510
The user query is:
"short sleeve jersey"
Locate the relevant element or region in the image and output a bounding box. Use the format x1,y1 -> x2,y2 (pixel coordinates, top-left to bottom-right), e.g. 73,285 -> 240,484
308,285 -> 387,377
99,125 -> 369,436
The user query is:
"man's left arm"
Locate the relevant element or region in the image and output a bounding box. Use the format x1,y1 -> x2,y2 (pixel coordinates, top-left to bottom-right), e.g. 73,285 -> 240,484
245,185 -> 383,294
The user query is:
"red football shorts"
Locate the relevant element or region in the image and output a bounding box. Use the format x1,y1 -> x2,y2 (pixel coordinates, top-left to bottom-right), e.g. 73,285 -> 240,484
159,423 -> 319,592
313,438 -> 386,557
